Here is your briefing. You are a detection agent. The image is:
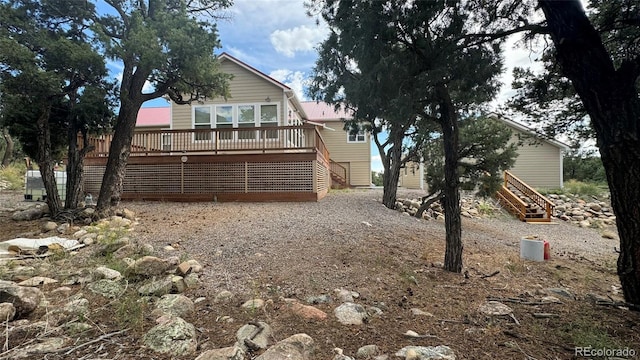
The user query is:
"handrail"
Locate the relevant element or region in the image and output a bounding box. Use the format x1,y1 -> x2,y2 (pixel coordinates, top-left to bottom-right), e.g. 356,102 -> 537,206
504,170 -> 555,220
496,185 -> 527,220
329,160 -> 347,183
80,125 -> 324,158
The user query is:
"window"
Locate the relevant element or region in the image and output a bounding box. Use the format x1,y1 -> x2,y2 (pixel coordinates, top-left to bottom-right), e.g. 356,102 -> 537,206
238,105 -> 256,140
216,105 -> 233,140
347,127 -> 366,143
194,106 -> 211,141
260,104 -> 278,139
192,103 -> 279,141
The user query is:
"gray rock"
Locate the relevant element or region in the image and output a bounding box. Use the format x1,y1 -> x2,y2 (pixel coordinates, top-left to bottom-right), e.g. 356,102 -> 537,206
184,273 -> 200,289
9,337 -> 66,359
138,276 -> 173,297
214,290 -> 234,303
80,233 -> 97,245
98,237 -> 131,255
129,256 -> 171,276
72,229 -> 88,239
195,346 -> 245,360
171,275 -> 187,293
356,344 -> 380,359
0,280 -> 44,317
254,333 -> 314,360
64,298 -> 89,316
588,203 -> 602,212
241,298 -> 265,310
236,321 -> 272,352
12,207 -> 44,221
153,294 -> 194,318
395,345 -> 456,360
18,276 -> 58,287
93,266 -> 122,281
546,287 -> 575,300
334,302 -> 368,325
56,223 -> 70,234
42,221 -> 57,232
122,208 -> 136,220
602,230 -> 618,239
143,316 -> 197,356
87,279 -> 124,299
0,302 -> 16,322
64,322 -> 93,334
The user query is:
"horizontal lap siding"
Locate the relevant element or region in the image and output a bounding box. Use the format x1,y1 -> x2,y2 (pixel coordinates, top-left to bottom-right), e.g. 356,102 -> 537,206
509,129 -> 562,189
319,123 -> 371,186
400,162 -> 422,189
172,60 -> 286,130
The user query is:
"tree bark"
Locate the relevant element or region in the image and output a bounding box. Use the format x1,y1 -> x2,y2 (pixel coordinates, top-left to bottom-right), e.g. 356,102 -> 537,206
380,128 -> 404,209
1,128 -> 14,167
65,122 -> 93,210
35,105 -> 62,216
436,84 -> 463,273
539,0 -> 640,306
96,99 -> 141,215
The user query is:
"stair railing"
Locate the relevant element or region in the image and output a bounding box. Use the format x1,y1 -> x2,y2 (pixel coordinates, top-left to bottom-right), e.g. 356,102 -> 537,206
329,160 -> 347,185
504,171 -> 555,220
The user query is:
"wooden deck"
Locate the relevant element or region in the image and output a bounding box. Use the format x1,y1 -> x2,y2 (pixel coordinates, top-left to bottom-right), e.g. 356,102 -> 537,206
82,125 -> 331,202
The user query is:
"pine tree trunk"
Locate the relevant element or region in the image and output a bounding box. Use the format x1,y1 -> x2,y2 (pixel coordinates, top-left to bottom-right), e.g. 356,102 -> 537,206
540,0 -> 640,307
1,128 -> 13,167
381,131 -> 404,209
35,106 -> 62,216
96,100 -> 141,216
65,124 -> 93,210
437,84 -> 463,273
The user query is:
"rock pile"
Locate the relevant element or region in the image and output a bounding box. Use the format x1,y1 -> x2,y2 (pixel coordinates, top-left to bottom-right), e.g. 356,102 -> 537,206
546,194 -> 617,230
3,204 -> 457,360
395,193 -> 502,221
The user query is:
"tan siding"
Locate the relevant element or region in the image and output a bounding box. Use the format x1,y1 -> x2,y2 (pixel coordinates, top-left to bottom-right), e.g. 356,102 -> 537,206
319,121 -> 371,186
171,60 -> 286,130
508,127 -> 562,188
399,162 -> 423,189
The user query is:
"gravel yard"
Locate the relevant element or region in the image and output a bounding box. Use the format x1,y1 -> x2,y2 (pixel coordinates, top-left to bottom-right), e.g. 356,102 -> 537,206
129,188 -> 620,295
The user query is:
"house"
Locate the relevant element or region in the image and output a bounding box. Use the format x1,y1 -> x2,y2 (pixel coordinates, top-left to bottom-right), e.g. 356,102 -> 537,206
81,53 -> 371,201
399,115 -> 570,190
299,101 -> 371,187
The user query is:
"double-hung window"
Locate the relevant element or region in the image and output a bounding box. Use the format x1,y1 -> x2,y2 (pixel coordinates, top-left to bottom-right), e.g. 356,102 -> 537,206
194,106 -> 212,141
216,105 -> 233,140
238,105 -> 256,139
347,126 -> 366,143
260,104 -> 278,139
192,103 -> 279,141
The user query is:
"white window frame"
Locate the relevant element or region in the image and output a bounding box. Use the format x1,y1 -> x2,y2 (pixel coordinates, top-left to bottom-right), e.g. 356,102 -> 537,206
191,103 -> 280,141
347,126 -> 366,143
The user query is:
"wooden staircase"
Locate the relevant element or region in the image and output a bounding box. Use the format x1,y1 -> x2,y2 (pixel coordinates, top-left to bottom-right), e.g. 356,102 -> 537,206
496,171 -> 555,223
329,160 -> 348,188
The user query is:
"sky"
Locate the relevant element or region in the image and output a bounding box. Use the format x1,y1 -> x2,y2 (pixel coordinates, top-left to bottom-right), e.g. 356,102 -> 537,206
137,0 -> 545,173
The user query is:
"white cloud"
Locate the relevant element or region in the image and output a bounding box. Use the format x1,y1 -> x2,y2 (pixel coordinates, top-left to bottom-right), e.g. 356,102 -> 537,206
371,155 -> 383,172
270,25 -> 328,58
269,69 -> 308,100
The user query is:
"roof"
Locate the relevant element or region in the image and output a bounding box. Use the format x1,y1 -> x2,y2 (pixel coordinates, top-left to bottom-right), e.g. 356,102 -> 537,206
218,52 -> 308,119
488,113 -> 570,150
300,101 -> 353,122
136,107 -> 170,127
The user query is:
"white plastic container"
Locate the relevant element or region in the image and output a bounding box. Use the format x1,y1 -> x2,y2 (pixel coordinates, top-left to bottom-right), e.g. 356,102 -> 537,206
520,236 -> 544,262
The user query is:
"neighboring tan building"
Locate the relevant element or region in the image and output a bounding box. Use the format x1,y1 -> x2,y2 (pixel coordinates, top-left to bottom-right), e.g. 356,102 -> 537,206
399,115 -> 570,190
299,101 -> 371,187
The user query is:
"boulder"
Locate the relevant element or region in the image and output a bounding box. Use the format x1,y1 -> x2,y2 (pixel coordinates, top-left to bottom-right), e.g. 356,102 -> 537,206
129,256 -> 171,276
0,280 -> 44,317
334,302 -> 368,325
195,346 -> 245,360
12,207 -> 44,221
395,345 -> 455,360
254,333 -> 314,360
87,279 -> 124,299
152,294 -> 194,318
0,302 -> 16,322
138,276 -> 173,297
236,321 -> 272,352
93,266 -> 122,281
142,316 -> 197,356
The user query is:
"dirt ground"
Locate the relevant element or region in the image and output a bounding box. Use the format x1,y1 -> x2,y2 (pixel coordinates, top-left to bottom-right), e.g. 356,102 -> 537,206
1,189 -> 639,360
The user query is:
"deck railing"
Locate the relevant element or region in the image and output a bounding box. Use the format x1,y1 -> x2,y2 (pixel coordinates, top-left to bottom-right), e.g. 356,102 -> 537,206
82,125 -> 327,158
503,170 -> 555,221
